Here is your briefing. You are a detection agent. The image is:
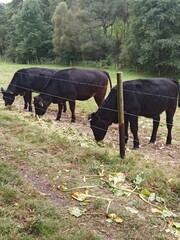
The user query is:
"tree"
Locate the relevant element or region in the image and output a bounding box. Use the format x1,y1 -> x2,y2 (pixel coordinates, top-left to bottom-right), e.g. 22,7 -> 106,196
78,0 -> 128,62
52,2 -> 83,63
0,4 -> 7,55
79,0 -> 127,35
121,0 -> 180,75
5,0 -> 54,63
52,0 -> 128,64
16,0 -> 48,63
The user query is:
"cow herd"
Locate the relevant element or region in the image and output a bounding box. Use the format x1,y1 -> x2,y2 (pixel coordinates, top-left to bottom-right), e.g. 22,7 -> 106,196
1,67 -> 180,149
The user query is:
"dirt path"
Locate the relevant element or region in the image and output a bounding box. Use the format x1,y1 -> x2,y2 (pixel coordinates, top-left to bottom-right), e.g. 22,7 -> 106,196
20,165 -> 66,207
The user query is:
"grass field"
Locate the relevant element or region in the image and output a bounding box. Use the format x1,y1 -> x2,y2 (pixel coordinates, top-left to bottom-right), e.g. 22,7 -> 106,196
0,61 -> 179,240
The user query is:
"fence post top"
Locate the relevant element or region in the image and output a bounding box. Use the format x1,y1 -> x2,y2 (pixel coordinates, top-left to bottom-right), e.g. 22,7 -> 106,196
117,72 -> 123,78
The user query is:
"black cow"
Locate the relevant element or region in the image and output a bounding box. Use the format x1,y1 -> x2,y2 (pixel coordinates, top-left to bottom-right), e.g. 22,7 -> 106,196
34,68 -> 112,122
89,78 -> 180,148
1,67 -> 66,115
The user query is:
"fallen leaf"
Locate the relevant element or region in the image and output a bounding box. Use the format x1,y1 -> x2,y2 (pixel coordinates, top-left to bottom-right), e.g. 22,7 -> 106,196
106,218 -> 113,223
114,216 -> 123,223
57,185 -> 67,191
68,207 -> 86,217
113,188 -> 125,197
84,199 -> 92,203
109,172 -> 125,186
151,207 -> 163,214
162,209 -> 177,218
155,196 -> 165,203
125,207 -> 139,214
107,213 -> 123,224
71,192 -> 87,201
133,172 -> 144,186
148,192 -> 156,202
172,222 -> 180,229
107,213 -> 116,219
141,188 -> 151,197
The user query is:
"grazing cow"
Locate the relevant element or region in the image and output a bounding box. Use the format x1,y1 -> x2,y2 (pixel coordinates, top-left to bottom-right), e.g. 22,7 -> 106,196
34,68 -> 112,122
1,67 -> 67,115
89,78 -> 180,148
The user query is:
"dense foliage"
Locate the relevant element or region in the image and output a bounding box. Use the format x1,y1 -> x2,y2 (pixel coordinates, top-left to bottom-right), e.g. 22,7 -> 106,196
121,0 -> 180,75
0,0 -> 179,75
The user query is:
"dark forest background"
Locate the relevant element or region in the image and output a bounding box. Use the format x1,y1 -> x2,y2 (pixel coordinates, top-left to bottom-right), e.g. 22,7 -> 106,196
0,0 -> 179,76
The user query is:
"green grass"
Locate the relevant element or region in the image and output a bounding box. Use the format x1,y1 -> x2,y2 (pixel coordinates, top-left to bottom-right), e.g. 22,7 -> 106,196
0,61 -> 179,240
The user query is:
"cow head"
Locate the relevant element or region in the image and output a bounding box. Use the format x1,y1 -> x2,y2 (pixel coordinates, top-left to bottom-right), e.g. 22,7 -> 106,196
88,112 -> 109,142
1,87 -> 15,106
33,95 -> 48,116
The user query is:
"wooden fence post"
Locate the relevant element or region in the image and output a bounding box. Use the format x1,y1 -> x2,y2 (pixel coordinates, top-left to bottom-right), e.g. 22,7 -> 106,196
117,72 -> 125,159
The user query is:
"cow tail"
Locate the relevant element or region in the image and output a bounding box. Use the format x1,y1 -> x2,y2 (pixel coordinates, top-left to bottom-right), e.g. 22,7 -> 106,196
105,72 -> 112,89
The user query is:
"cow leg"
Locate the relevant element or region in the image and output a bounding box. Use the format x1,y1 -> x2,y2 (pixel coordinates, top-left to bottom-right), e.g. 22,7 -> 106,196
28,92 -> 33,112
166,110 -> 174,145
23,95 -> 28,110
149,115 -> 160,143
56,103 -> 63,121
124,119 -> 129,144
24,91 -> 32,112
129,117 -> 139,148
63,102 -> 67,113
69,100 -> 76,123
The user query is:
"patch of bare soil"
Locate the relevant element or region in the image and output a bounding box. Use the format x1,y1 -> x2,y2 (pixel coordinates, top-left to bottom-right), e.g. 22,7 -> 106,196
20,165 -> 66,207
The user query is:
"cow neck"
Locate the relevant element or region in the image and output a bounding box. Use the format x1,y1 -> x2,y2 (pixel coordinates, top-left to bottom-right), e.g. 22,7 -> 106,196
98,87 -> 117,124
7,72 -> 21,94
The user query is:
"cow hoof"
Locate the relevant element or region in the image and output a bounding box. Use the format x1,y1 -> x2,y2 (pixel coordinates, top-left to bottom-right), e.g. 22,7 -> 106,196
71,119 -> 76,123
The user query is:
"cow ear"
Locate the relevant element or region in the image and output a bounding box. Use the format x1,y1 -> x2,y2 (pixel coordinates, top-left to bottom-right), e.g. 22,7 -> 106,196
37,97 -> 44,107
88,112 -> 99,121
88,113 -> 92,121
34,96 -> 43,107
39,100 -> 44,107
1,87 -> 5,93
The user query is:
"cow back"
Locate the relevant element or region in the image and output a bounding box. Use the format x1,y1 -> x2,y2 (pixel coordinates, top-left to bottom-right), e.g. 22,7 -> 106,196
123,78 -> 179,118
7,68 -> 58,94
40,68 -> 110,102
